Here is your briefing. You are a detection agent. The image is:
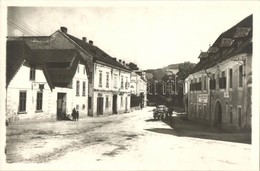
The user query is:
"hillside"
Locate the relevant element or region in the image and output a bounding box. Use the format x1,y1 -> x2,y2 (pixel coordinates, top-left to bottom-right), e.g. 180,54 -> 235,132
145,62 -> 196,81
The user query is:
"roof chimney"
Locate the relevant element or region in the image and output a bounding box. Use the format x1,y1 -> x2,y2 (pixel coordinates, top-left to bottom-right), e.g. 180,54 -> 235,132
123,61 -> 125,65
60,27 -> 67,34
119,59 -> 122,63
89,40 -> 93,45
82,37 -> 87,42
112,57 -> 117,61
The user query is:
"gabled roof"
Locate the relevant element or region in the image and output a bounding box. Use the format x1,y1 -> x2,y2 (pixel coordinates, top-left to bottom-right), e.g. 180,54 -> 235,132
6,40 -> 83,89
65,33 -> 131,72
32,49 -> 82,88
190,14 -> 252,75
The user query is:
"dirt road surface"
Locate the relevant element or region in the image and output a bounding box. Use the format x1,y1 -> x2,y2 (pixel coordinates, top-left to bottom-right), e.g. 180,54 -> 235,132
4,107 -> 253,170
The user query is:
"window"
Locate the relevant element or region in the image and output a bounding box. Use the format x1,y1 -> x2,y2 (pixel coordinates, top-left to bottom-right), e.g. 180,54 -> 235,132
99,71 -> 102,88
239,65 -> 243,87
106,72 -> 109,88
88,97 -> 92,109
82,104 -> 85,110
120,95 -> 123,107
82,81 -> 86,96
238,106 -> 242,127
76,80 -> 80,96
77,66 -> 79,73
210,79 -> 216,90
125,77 -> 128,90
230,106 -> 233,124
196,82 -> 202,91
222,71 -> 225,78
197,77 -> 202,91
30,65 -> 36,81
210,73 -> 216,90
204,76 -> 207,90
114,74 -> 117,88
76,104 -> 79,110
105,95 -> 109,109
121,76 -> 124,89
19,91 -> 27,112
229,68 -> 233,88
83,66 -> 86,75
36,92 -> 43,111
219,71 -> 226,89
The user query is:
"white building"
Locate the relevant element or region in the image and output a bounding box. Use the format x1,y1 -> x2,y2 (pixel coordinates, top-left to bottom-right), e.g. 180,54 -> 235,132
6,40 -> 89,121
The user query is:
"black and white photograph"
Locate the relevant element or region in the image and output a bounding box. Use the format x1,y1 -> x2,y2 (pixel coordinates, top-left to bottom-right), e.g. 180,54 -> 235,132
0,1 -> 259,170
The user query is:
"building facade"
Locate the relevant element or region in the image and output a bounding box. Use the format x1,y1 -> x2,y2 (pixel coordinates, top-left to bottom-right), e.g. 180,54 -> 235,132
6,40 -> 89,120
58,28 -> 132,116
184,15 -> 252,130
93,62 -> 131,116
130,71 -> 147,108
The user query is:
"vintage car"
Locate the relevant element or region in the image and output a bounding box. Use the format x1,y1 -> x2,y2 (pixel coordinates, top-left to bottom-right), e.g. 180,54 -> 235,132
153,105 -> 169,120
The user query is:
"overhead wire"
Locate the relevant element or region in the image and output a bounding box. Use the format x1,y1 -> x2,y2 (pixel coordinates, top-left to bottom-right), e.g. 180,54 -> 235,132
7,14 -> 44,36
8,14 -> 43,35
7,21 -> 34,36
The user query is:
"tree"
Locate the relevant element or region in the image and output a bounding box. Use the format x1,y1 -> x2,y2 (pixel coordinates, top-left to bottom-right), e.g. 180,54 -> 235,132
128,62 -> 139,70
177,62 -> 196,81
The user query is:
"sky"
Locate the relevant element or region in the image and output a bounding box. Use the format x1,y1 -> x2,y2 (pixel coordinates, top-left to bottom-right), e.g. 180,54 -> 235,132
6,1 -> 257,70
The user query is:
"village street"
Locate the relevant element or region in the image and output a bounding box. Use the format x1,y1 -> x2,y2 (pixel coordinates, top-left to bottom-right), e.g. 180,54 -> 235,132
4,107 -> 252,170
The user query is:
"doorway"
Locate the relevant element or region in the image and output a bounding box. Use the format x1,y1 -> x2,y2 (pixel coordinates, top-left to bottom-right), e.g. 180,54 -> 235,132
113,95 -> 117,114
214,100 -> 222,127
57,93 -> 67,120
97,97 -> 104,115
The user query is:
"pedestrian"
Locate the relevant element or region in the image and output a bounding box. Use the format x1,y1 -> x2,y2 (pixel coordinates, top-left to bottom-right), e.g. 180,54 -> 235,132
76,110 -> 79,121
72,108 -> 77,121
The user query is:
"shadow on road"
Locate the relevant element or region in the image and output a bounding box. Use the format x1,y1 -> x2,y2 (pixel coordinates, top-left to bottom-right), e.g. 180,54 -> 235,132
145,117 -> 251,144
145,119 -> 157,122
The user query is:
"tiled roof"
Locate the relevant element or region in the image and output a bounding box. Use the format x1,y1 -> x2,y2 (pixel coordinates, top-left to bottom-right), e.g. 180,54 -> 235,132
32,49 -> 79,63
190,14 -> 252,75
6,40 -> 82,88
32,49 -> 81,88
65,33 -> 131,72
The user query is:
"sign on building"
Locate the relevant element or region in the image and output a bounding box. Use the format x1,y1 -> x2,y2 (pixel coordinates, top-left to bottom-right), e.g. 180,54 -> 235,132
198,94 -> 208,103
224,92 -> 229,98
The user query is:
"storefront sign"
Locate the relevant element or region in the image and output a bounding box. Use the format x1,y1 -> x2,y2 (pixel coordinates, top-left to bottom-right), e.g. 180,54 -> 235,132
224,92 -> 229,98
198,94 -> 208,103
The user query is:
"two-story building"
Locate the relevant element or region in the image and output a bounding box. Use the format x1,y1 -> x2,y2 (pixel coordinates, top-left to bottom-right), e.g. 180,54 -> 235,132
6,39 -> 89,121
184,14 -> 252,130
51,27 -> 132,116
